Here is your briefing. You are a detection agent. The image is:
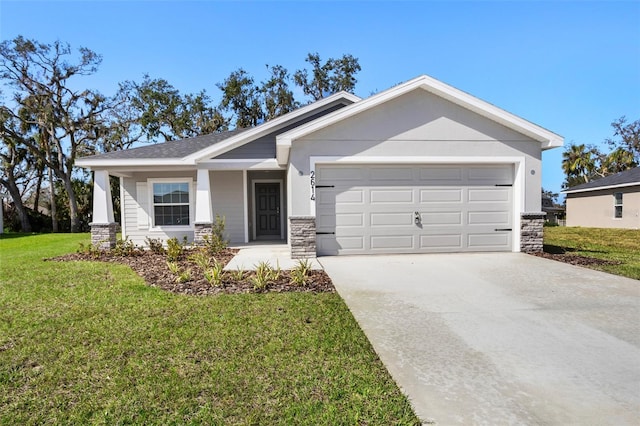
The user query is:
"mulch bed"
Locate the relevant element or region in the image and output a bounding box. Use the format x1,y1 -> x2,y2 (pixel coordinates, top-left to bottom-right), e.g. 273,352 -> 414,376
531,251 -> 622,267
49,248 -> 335,296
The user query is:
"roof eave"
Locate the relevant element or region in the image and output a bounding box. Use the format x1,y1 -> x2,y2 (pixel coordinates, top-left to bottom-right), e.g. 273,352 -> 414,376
562,181 -> 640,194
76,158 -> 193,169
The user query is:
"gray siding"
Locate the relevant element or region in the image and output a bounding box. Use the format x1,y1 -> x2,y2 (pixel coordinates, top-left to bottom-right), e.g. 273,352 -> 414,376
217,104 -> 346,159
211,171 -> 246,243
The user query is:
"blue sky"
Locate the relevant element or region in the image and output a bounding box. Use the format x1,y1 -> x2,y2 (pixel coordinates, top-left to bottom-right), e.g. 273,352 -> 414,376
1,0 -> 639,197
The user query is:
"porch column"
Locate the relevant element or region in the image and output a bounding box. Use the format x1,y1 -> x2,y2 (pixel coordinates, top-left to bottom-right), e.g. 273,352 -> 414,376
194,168 -> 213,245
90,169 -> 117,250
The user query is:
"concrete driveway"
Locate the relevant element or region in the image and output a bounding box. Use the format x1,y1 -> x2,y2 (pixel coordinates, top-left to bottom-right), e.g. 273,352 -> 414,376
319,253 -> 640,425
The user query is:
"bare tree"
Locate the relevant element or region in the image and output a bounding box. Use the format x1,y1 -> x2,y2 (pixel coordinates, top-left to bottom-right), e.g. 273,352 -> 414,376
0,36 -> 109,232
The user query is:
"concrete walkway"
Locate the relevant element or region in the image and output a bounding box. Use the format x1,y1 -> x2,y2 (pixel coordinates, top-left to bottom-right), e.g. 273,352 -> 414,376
225,243 -> 322,270
320,253 -> 640,425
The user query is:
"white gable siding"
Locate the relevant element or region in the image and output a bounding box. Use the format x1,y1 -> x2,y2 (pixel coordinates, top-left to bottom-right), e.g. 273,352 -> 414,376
288,89 -> 542,216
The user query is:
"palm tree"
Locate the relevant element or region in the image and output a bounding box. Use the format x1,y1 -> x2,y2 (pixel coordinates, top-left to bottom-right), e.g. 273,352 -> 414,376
562,144 -> 597,186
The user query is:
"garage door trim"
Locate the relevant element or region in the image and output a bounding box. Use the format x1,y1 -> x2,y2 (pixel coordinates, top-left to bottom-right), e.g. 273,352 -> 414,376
309,155 -> 526,253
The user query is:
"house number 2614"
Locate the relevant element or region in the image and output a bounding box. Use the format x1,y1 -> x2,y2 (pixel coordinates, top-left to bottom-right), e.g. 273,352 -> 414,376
310,170 -> 316,201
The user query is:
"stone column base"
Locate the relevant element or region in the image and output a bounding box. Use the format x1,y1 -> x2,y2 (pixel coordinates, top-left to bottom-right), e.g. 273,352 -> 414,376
194,222 -> 213,246
290,216 -> 316,259
520,212 -> 545,253
90,222 -> 118,250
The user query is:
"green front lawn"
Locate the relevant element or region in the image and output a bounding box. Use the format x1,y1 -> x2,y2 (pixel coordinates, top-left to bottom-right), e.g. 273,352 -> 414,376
0,233 -> 419,425
544,227 -> 640,280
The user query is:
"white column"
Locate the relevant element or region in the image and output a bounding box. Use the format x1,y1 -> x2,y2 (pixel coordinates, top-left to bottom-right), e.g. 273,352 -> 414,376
92,170 -> 114,223
195,168 -> 213,223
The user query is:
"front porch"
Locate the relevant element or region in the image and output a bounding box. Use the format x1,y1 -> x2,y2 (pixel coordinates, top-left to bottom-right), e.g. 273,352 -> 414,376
89,168 -> 317,259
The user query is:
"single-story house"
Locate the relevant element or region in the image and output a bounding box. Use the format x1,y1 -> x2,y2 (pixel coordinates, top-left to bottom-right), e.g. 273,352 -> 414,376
77,75 -> 564,257
563,167 -> 640,229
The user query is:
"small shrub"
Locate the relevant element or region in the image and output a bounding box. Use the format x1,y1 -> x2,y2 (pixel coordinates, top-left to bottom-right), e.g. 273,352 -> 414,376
77,242 -> 100,258
112,237 -> 140,257
145,237 -> 165,254
166,237 -> 184,262
202,215 -> 229,255
188,250 -> 212,270
166,261 -> 180,275
176,269 -> 192,283
291,259 -> 313,286
231,266 -> 244,281
252,261 -> 274,290
204,260 -> 224,287
269,259 -> 282,281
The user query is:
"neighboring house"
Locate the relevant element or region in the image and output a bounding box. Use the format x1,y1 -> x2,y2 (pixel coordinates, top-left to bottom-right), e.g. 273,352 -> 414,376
77,75 -> 564,257
563,167 -> 640,229
542,195 -> 565,224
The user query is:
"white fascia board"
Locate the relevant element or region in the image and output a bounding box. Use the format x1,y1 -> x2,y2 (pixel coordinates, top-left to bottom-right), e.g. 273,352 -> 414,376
183,92 -> 361,163
76,158 -> 193,169
276,75 -> 564,164
562,182 -> 640,194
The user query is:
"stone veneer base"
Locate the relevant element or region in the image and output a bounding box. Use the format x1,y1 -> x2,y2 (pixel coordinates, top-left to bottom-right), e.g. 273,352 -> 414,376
520,212 -> 546,253
290,216 -> 316,259
90,222 -> 118,250
194,222 -> 213,246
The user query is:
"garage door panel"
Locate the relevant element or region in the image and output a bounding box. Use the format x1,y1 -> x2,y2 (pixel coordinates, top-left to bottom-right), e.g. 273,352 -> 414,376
419,167 -> 463,182
468,211 -> 510,225
371,235 -> 414,250
371,212 -> 413,226
420,234 -> 463,249
370,167 -> 413,181
370,189 -> 413,203
420,189 -> 463,203
335,189 -> 364,204
468,233 -> 511,248
468,188 -> 511,202
335,213 -> 364,227
316,166 -> 364,181
467,166 -> 513,183
421,211 -> 463,225
316,164 -> 513,255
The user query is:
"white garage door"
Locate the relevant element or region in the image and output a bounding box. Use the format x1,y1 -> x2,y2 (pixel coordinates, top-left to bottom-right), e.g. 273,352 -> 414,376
315,164 -> 514,255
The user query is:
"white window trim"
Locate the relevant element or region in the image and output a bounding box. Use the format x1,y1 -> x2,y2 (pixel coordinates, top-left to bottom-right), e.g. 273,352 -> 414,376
148,178 -> 195,230
614,192 -> 623,219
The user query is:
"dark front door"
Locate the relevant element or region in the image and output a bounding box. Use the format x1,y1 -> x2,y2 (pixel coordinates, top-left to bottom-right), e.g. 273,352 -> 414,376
255,182 -> 281,238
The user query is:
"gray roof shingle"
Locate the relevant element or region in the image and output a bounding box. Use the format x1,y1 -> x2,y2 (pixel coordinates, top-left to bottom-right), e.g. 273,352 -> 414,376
81,128 -> 249,160
565,167 -> 640,192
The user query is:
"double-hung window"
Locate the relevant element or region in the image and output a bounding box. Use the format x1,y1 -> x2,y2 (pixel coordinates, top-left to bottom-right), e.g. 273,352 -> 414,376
152,182 -> 191,226
614,192 -> 623,219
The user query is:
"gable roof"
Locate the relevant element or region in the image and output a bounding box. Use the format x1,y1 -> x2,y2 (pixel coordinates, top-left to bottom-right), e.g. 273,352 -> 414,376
76,91 -> 360,168
563,167 -> 640,194
276,74 -> 564,165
